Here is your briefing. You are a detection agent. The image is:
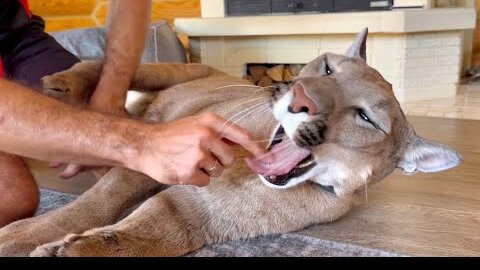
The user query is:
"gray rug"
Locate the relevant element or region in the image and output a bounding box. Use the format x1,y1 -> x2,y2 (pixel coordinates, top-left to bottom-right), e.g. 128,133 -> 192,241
37,189 -> 405,257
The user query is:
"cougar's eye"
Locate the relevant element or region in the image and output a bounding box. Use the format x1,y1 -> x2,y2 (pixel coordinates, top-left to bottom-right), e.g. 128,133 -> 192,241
356,108 -> 382,132
325,63 -> 332,75
320,58 -> 333,76
357,109 -> 370,122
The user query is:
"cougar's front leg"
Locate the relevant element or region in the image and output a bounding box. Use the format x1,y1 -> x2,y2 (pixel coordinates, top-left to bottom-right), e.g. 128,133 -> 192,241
41,61 -> 103,107
0,168 -> 162,257
31,180 -> 352,257
31,186 -> 208,257
41,62 -> 222,106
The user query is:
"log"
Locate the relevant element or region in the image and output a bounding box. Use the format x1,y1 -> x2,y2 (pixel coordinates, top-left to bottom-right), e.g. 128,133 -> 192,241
249,65 -> 268,84
257,75 -> 273,87
289,64 -> 304,76
283,66 -> 294,82
242,75 -> 253,84
266,64 -> 285,82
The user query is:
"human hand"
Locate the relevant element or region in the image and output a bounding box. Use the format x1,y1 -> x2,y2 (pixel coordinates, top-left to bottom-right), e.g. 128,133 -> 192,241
130,112 -> 265,187
49,162 -> 109,180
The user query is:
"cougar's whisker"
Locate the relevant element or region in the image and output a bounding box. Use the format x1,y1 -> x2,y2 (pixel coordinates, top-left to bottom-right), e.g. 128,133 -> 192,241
232,104 -> 270,125
364,176 -> 368,207
228,96 -> 269,112
215,84 -> 262,90
257,106 -> 272,115
229,104 -> 270,126
217,102 -> 268,135
220,104 -> 270,136
215,84 -> 279,90
223,102 -> 268,125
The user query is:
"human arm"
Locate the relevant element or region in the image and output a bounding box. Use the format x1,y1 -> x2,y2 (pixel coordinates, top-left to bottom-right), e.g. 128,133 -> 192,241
88,0 -> 151,114
56,0 -> 151,176
0,79 -> 136,166
0,79 -> 265,186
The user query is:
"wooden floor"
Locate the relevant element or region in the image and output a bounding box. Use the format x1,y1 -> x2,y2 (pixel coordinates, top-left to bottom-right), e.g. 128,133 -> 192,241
402,84 -> 480,120
31,116 -> 480,256
27,160 -> 97,195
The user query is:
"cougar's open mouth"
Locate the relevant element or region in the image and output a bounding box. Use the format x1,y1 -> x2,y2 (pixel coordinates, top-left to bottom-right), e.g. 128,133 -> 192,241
245,125 -> 317,186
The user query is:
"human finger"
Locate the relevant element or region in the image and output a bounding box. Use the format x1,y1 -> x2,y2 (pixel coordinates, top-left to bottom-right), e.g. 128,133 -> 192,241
199,156 -> 223,178
198,113 -> 265,157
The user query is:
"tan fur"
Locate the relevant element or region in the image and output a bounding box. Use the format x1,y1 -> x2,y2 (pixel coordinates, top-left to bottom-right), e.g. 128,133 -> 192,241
0,31 -> 461,256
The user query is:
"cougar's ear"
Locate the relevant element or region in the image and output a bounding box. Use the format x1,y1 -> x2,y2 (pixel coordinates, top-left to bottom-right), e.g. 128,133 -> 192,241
397,136 -> 462,175
298,55 -> 327,77
299,27 -> 368,77
345,28 -> 368,61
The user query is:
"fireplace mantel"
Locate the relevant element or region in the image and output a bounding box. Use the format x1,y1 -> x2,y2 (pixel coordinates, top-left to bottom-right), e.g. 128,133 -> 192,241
175,8 -> 475,37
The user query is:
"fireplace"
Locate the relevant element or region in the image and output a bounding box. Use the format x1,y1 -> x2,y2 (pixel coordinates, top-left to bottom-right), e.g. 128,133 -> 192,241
175,1 -> 476,102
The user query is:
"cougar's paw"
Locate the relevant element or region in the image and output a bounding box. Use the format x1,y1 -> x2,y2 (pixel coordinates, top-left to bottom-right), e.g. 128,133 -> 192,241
42,74 -> 72,95
31,231 -> 126,257
0,241 -> 36,257
41,71 -> 91,106
28,240 -> 65,257
0,210 -> 84,257
29,235 -> 82,257
0,219 -> 47,256
41,73 -> 82,106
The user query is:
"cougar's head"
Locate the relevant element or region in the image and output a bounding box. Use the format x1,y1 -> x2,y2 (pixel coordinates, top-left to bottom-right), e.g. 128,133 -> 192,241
246,28 -> 462,197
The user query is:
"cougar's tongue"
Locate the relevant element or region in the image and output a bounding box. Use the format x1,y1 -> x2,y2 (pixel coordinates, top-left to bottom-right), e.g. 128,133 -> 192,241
246,138 -> 311,176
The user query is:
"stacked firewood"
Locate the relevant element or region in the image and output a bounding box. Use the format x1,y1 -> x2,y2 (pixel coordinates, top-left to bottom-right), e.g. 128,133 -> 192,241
243,64 -> 305,87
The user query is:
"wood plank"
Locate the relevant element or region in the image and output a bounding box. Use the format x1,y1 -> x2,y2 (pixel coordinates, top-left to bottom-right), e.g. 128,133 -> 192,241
94,0 -> 200,25
473,24 -> 480,38
472,55 -> 480,66
472,39 -> 480,51
92,0 -> 109,25
43,16 -> 97,32
29,0 -> 96,16
299,205 -> 480,256
151,0 -> 201,22
177,34 -> 190,50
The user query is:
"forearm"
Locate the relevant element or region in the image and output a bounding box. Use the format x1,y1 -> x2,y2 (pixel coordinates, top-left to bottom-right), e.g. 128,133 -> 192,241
0,79 -> 145,167
92,0 -> 151,109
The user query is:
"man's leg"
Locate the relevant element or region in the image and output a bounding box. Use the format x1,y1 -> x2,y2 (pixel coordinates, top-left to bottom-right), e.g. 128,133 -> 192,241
0,152 -> 39,228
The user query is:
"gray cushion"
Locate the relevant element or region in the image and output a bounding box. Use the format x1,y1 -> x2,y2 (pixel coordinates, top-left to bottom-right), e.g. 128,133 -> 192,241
50,20 -> 187,63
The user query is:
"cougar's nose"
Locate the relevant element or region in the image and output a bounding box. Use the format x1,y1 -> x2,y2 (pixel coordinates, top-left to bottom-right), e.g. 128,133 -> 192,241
288,84 -> 317,115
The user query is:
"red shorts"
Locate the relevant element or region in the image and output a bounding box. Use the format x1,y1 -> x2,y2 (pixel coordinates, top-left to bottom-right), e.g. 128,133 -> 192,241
0,0 -> 79,88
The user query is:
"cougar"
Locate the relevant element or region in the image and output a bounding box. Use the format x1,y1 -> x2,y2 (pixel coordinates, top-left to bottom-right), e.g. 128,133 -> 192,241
0,28 -> 462,257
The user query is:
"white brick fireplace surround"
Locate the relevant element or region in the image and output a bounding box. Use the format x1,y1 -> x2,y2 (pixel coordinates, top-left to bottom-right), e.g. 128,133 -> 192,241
175,5 -> 476,102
